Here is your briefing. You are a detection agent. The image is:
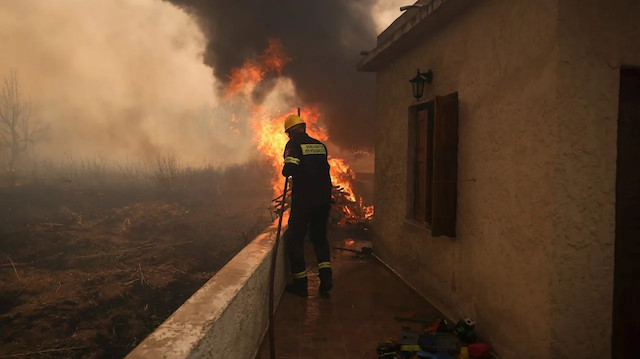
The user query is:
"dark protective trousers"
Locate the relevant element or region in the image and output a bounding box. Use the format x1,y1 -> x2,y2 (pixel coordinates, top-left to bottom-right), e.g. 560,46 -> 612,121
284,203 -> 331,276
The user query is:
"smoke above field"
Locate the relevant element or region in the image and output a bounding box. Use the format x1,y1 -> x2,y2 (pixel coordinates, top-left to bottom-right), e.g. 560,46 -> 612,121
0,0 -> 236,165
0,0 -> 407,168
166,0 -> 382,150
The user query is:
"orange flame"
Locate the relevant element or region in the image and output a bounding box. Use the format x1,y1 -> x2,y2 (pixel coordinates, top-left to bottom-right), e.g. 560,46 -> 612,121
361,198 -> 374,219
328,158 -> 356,202
225,39 -> 291,98
223,38 -> 371,222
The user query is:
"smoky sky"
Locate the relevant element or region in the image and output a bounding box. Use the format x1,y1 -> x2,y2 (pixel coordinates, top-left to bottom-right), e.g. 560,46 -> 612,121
166,0 -> 379,150
0,0 -> 293,167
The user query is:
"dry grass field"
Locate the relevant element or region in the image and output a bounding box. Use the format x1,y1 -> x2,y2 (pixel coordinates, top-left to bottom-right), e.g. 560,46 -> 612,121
0,159 -> 274,358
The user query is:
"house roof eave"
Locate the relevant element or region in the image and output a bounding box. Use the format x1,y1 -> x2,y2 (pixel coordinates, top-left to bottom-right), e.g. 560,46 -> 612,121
357,0 -> 467,72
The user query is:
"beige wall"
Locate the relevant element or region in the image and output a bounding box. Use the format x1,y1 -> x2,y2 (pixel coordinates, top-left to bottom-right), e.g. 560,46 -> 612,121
552,1 -> 640,358
373,1 -> 558,358
373,0 -> 640,357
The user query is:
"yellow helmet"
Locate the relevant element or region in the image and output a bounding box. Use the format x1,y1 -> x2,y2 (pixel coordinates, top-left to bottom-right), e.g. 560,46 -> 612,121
284,114 -> 305,132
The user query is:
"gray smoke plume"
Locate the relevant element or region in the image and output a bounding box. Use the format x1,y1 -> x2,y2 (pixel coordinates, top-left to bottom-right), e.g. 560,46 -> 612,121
167,0 -> 379,150
0,0 -> 255,166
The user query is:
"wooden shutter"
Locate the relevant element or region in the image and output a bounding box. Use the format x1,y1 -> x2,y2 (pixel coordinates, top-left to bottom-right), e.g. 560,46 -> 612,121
431,93 -> 459,237
414,109 -> 428,221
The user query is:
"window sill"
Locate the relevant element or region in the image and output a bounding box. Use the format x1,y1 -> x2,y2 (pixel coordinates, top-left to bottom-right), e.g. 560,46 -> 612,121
403,219 -> 432,234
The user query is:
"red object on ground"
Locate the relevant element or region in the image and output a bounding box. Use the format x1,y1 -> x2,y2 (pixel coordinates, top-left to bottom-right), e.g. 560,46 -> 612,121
468,343 -> 490,357
426,320 -> 440,332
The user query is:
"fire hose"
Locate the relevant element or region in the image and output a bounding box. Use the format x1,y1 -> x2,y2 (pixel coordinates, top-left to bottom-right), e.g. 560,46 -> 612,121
268,176 -> 289,359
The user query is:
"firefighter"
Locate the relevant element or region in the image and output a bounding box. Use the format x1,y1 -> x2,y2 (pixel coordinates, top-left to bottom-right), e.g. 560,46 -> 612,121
281,114 -> 333,297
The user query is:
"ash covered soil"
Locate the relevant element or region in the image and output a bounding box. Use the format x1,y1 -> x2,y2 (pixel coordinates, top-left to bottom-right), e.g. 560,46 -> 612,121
0,163 -> 274,358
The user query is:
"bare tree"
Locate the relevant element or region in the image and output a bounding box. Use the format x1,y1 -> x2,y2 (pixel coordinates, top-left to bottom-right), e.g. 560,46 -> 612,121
0,71 -> 46,184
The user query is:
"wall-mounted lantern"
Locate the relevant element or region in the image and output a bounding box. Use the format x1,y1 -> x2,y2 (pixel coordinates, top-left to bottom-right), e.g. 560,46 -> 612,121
409,68 -> 433,101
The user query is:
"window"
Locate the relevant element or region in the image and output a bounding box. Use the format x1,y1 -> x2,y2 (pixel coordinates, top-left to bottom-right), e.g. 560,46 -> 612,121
407,92 -> 459,237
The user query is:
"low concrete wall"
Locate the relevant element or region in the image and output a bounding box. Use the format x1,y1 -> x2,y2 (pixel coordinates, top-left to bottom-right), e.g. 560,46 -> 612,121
127,213 -> 288,359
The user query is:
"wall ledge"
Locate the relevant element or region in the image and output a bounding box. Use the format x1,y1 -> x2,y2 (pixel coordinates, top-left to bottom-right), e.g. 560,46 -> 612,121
126,213 -> 289,359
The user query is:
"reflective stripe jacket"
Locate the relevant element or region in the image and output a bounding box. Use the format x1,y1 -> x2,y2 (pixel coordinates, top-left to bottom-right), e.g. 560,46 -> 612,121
282,132 -> 332,206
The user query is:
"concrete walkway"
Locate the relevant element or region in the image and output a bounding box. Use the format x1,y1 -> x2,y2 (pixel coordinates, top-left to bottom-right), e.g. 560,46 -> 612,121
256,229 -> 446,359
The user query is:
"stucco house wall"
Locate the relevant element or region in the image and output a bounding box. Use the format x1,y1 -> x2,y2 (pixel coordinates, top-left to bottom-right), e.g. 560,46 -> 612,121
371,0 -> 640,357
550,1 -> 640,358
368,0 -> 639,357
373,1 -> 558,357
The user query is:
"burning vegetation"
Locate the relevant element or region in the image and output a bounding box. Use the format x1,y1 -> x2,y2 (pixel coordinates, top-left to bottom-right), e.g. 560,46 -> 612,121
225,39 -> 374,224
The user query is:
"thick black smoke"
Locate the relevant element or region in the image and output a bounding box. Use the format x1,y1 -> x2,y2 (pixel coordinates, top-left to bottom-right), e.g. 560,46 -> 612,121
167,0 -> 378,150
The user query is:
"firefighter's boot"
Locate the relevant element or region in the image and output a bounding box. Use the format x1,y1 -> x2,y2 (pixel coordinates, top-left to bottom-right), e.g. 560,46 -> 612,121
319,267 -> 333,293
285,276 -> 308,298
